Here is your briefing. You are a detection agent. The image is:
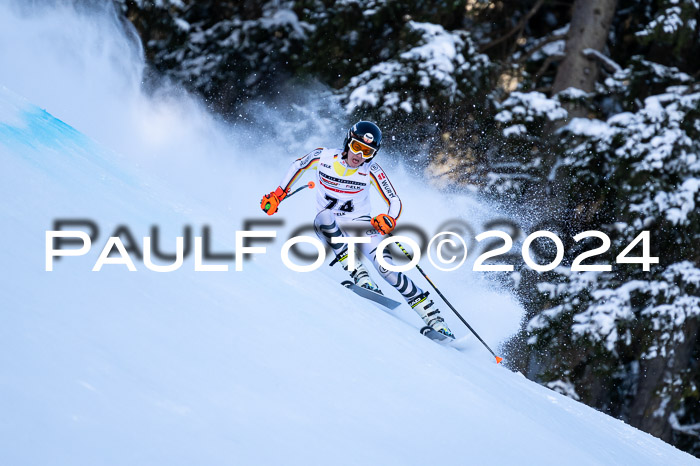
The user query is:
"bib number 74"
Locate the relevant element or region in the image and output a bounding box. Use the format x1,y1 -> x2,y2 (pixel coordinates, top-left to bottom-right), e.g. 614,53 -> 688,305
324,194 -> 354,213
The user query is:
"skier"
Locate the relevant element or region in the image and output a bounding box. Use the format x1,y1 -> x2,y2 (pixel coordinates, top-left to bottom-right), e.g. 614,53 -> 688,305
261,121 -> 454,339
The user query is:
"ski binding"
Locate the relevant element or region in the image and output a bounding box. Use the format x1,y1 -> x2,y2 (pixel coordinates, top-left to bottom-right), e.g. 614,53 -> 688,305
420,326 -> 455,342
341,280 -> 401,310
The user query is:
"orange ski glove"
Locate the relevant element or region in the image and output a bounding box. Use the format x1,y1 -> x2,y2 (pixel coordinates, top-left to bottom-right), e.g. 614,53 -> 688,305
371,213 -> 396,235
261,187 -> 287,215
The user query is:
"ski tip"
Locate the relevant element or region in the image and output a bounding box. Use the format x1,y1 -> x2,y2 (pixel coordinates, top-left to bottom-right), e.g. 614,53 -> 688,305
495,356 -> 503,364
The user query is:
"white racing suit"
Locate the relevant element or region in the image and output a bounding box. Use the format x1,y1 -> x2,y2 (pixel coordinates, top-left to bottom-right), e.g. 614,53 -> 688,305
278,147 -> 424,302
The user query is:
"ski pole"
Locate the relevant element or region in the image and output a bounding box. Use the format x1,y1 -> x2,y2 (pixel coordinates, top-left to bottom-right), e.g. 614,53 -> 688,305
392,237 -> 503,364
264,181 -> 315,211
287,181 -> 315,199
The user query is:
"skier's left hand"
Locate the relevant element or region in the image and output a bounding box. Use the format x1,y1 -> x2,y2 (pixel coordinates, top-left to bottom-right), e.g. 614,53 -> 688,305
371,213 -> 396,235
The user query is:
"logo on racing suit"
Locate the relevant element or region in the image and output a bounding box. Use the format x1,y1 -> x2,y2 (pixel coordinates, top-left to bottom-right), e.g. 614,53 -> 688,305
320,172 -> 366,187
319,172 -> 366,193
380,180 -> 396,198
298,148 -> 323,166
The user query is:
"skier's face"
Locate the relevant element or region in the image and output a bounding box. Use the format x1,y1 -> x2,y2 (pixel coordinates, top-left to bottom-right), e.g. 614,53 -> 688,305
347,150 -> 365,167
346,137 -> 376,167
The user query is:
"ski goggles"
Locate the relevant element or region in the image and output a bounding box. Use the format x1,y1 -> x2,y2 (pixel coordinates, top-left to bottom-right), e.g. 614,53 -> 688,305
349,138 -> 377,158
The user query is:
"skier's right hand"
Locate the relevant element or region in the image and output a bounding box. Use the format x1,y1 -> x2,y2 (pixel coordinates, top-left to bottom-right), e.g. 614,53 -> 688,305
261,187 -> 287,215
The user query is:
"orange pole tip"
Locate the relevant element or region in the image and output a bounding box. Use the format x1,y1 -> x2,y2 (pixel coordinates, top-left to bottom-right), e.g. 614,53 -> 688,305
308,181 -> 315,188
495,356 -> 503,364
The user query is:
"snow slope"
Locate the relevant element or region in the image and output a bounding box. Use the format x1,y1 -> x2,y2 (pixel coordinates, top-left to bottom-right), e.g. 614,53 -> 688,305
0,2 -> 697,465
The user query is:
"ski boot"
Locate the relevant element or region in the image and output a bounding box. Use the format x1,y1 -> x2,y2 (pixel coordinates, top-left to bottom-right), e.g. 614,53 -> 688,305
409,291 -> 455,339
337,251 -> 383,294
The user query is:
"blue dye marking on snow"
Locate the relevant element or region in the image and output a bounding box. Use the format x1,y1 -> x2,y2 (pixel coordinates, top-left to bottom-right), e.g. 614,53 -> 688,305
0,105 -> 137,187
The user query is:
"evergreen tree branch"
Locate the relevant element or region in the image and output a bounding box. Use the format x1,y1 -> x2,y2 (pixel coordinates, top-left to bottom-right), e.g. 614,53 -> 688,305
479,0 -> 545,53
516,34 -> 567,64
582,48 -> 622,73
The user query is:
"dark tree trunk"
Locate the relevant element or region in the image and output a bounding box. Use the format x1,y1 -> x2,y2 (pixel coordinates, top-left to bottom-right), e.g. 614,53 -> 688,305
627,319 -> 699,442
544,0 -> 619,220
552,0 -> 618,100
